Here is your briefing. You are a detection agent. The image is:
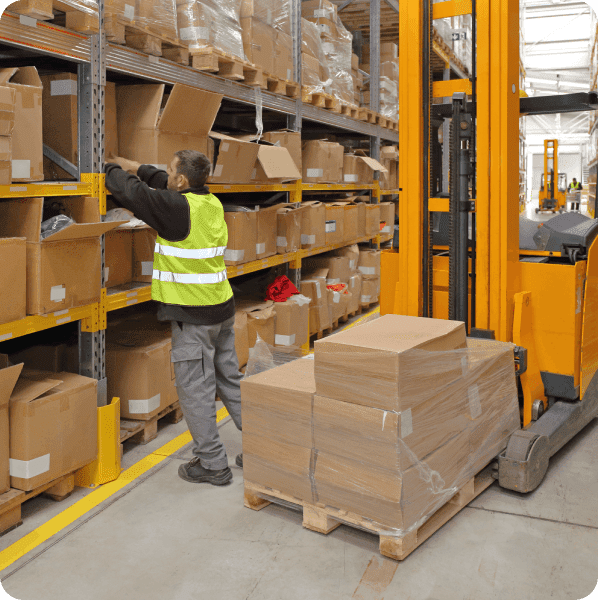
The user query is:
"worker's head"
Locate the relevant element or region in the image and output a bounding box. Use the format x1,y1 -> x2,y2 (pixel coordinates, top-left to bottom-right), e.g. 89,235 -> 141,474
167,150 -> 211,191
573,178 -> 578,184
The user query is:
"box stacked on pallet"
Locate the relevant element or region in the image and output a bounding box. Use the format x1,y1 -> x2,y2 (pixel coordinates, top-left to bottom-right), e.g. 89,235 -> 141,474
301,269 -> 330,336
242,315 -> 521,542
380,145 -> 399,190
7,0 -> 100,32
358,247 -> 381,307
302,140 -> 344,184
302,19 -> 326,96
342,151 -> 386,185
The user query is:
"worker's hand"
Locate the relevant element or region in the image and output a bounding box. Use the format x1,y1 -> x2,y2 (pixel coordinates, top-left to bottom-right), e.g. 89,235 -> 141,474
107,155 -> 141,175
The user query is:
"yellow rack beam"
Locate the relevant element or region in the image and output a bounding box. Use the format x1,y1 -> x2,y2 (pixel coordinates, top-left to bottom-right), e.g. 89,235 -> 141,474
0,182 -> 93,199
302,183 -> 377,192
106,285 -> 153,312
433,0 -> 472,19
380,189 -> 400,196
210,184 -> 298,194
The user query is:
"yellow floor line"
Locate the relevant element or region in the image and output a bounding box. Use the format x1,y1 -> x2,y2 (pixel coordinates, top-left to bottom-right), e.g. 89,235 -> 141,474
340,306 -> 380,332
0,406 -> 230,572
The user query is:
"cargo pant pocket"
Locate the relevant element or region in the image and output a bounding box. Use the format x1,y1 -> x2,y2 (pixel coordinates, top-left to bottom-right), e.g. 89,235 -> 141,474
171,344 -> 204,390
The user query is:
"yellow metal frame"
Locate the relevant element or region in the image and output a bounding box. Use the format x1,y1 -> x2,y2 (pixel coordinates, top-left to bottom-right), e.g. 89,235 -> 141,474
0,181 -> 93,198
538,140 -> 566,213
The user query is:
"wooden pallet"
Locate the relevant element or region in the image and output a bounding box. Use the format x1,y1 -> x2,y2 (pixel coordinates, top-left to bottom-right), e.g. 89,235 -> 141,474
357,107 -> 377,124
120,401 -> 184,446
0,472 -> 77,537
244,467 -> 494,562
340,103 -> 359,118
264,74 -> 300,98
190,48 -> 262,83
302,89 -> 340,111
339,309 -> 359,324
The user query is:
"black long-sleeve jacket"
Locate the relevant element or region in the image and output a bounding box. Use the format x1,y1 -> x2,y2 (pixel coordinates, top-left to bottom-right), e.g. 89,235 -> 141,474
105,163 -> 235,325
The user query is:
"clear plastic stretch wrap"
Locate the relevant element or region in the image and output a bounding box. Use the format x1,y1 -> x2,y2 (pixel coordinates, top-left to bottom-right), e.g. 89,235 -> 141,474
177,0 -> 244,58
321,22 -> 353,104
133,0 -> 178,39
241,316 -> 521,538
57,0 -> 98,14
302,18 -> 326,94
241,0 -> 292,35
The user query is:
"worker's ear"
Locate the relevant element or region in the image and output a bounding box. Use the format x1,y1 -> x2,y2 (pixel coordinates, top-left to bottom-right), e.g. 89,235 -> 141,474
176,173 -> 189,190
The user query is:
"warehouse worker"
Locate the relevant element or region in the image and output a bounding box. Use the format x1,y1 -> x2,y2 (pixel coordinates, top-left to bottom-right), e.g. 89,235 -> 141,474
569,178 -> 583,212
105,151 -> 243,487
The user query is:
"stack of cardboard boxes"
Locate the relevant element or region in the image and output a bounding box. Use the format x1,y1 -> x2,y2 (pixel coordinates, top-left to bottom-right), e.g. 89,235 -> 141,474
380,145 -> 399,191
302,18 -> 326,94
360,42 -> 400,120
358,247 -> 381,307
242,315 -> 521,536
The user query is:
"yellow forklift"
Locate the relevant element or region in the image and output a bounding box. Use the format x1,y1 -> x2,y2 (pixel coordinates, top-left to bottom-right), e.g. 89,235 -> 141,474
383,0 -> 598,493
537,139 -> 567,214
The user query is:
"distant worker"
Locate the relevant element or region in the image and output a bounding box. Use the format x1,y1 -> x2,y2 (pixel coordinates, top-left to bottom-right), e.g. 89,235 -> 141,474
569,178 -> 583,212
105,152 -> 243,487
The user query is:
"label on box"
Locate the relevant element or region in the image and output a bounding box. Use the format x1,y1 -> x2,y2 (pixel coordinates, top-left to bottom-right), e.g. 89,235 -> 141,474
213,164 -> 224,178
275,334 -> 296,346
51,79 -> 77,96
12,160 -> 30,179
325,220 -> 336,233
322,42 -> 335,55
382,225 -> 391,233
332,292 -> 340,304
468,385 -> 482,419
141,262 -> 153,276
287,69 -> 292,80
361,294 -> 372,303
359,266 -> 376,275
104,267 -> 110,281
344,174 -> 358,183
301,234 -> 316,245
307,168 -> 323,178
221,142 -> 230,152
349,260 -> 356,270
129,394 -> 161,415
19,14 -> 37,27
318,24 -> 330,34
224,249 -> 244,262
124,4 -> 135,20
400,409 -> 413,438
277,236 -> 287,248
256,242 -> 266,255
9,454 -> 50,479
51,285 -> 66,302
180,26 -> 208,41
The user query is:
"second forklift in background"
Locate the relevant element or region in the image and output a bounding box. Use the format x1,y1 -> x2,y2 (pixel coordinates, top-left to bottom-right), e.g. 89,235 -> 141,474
537,139 -> 568,214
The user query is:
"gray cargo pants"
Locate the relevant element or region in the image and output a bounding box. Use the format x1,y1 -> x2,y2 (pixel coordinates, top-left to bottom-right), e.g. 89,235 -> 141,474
171,317 -> 243,471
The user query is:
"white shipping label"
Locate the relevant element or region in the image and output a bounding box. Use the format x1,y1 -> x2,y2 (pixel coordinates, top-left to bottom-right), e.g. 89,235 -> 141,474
51,79 -> 77,96
322,42 -> 335,55
51,285 -> 66,302
256,243 -> 266,255
318,24 -> 330,34
332,292 -> 340,304
221,142 -> 230,152
224,249 -> 244,261
325,220 -> 336,233
301,234 -> 316,245
344,174 -> 358,183
213,164 -> 224,178
275,334 -> 296,346
19,15 -> 37,27
361,295 -> 372,303
382,225 -> 391,233
468,385 -> 482,419
349,260 -> 356,270
277,236 -> 287,247
287,69 -> 292,80
359,266 -> 376,275
12,160 -> 31,179
141,261 -> 153,276
10,454 -> 50,479
129,394 -> 161,415
179,26 -> 208,41
315,282 -> 321,299
104,267 -> 110,281
400,409 -> 413,438
307,168 -> 323,178
124,4 -> 135,20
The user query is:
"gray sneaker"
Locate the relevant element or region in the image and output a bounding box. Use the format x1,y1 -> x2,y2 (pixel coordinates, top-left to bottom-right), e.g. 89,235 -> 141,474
236,454 -> 243,468
178,457 -> 233,486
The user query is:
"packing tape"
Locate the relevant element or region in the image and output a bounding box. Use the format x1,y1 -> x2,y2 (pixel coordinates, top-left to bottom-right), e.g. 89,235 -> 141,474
124,4 -> 135,20
359,266 -> 376,275
50,285 -> 66,303
224,249 -> 244,262
141,262 -> 153,276
361,294 -> 372,303
332,292 -> 340,304
256,242 -> 266,255
221,142 -> 230,153
275,334 -> 296,346
19,14 -> 37,27
12,160 -> 30,180
349,260 -> 356,270
129,394 -> 161,415
327,278 -> 340,285
9,454 -> 50,480
301,234 -> 316,245
51,79 -> 77,97
325,220 -> 336,233
468,385 -> 482,419
213,164 -> 224,178
104,267 -> 110,281
277,236 -> 287,248
400,409 -> 413,438
382,225 -> 391,233
307,168 -> 323,178
344,174 -> 358,183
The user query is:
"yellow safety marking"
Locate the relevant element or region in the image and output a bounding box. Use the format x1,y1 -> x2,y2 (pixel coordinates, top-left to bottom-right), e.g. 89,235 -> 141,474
341,306 -> 380,332
0,407 -> 230,572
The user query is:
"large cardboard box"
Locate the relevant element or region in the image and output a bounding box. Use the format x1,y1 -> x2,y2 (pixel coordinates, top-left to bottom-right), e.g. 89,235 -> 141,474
262,130 -> 302,172
241,358 -> 315,447
301,201 -> 326,249
0,134 -> 11,185
332,244 -> 359,272
117,83 -> 222,168
380,42 -> 398,61
0,237 -> 26,325
237,299 -> 276,348
241,17 -> 275,73
234,310 -> 250,369
0,67 -> 43,182
302,52 -> 322,89
106,326 -> 176,420
342,154 -> 387,185
255,205 -> 279,260
224,211 -> 257,266
356,203 -> 381,237
274,31 -> 294,81
248,143 -> 300,184
304,255 -> 350,285
132,227 -> 157,283
0,358 -> 22,495
380,202 -> 395,236
9,343 -> 66,373
0,85 -> 15,183
314,314 -> 467,411
358,248 -> 381,279
104,229 -> 134,289
302,17 -> 320,59
361,277 -> 380,306
0,197 -> 119,315
335,202 -> 358,242
209,133 -> 260,184
302,140 -> 344,184
277,205 -> 303,254
327,285 -> 351,322
9,371 -> 98,491
324,203 -> 345,245
273,296 -> 310,348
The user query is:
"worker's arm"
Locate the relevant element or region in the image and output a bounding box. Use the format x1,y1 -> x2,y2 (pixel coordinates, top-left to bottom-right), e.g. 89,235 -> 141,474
137,164 -> 169,190
105,164 -> 190,242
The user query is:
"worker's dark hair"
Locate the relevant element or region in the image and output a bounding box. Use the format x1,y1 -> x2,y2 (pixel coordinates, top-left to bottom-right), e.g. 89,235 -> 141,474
174,150 -> 211,188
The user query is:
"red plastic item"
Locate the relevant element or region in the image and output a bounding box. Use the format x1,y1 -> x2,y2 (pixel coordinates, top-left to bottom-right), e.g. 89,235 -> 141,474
265,275 -> 300,302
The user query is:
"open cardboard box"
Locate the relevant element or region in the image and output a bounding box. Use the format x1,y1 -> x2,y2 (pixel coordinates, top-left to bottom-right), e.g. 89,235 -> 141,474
117,83 -> 222,168
343,151 -> 387,185
208,133 -> 260,184
0,356 -> 23,495
234,135 -> 301,184
0,197 -> 122,315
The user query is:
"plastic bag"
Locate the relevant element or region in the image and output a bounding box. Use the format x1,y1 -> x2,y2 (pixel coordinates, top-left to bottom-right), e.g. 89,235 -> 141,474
40,215 -> 75,240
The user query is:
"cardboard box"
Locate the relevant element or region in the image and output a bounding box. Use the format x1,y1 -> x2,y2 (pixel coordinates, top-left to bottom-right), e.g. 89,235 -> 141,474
0,197 -> 120,315
380,42 -> 398,60
302,140 -> 344,184
9,371 -> 98,491
117,83 -> 222,168
301,270 -> 330,334
262,130 -> 302,173
327,285 -> 351,322
234,309 -> 250,369
249,143 -> 301,184
301,201 -> 326,249
326,201 -> 358,243
358,248 -> 381,279
224,211 -> 257,265
301,0 -> 336,20
314,314 -> 467,411
347,272 -> 362,313
379,202 -> 395,236
358,203 -> 381,237
277,205 -> 304,254
0,237 -> 26,325
304,255 -> 351,285
132,227 -> 157,283
381,61 -> 400,81
0,67 -> 43,182
241,358 -> 315,447
361,277 -> 380,306
342,154 -> 387,185
274,31 -> 294,81
104,229 -> 134,289
273,296 -> 310,348
106,326 -> 176,420
324,203 -> 345,245
255,205 -> 279,260
309,302 -> 330,336
332,243 -> 359,272
209,133 -> 260,184
9,343 -> 66,373
302,18 -> 320,59
0,85 -> 16,137
242,17 -> 275,74
237,299 -> 276,348
0,358 -> 22,495
302,52 -> 322,89
0,136 -> 11,185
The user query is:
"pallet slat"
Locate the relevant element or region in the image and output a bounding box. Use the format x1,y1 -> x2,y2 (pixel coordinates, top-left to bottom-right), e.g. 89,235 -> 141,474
120,401 -> 184,446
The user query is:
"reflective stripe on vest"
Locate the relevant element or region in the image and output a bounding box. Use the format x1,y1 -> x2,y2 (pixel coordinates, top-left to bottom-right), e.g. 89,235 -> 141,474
154,242 -> 227,260
152,269 -> 228,285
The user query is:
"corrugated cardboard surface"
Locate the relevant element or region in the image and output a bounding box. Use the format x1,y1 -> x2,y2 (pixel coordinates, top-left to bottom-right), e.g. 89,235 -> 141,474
327,286 -> 350,322
301,201 -> 326,249
347,272 -> 362,313
241,17 -> 275,73
365,204 -> 381,236
314,315 -> 467,411
277,206 -> 303,254
234,310 -> 250,369
262,130 -> 302,172
255,205 -> 279,259
0,360 -> 23,495
324,204 -> 345,245
304,255 -> 350,284
105,229 -> 134,289
360,277 -> 380,306
132,228 -> 157,283
0,237 -> 26,325
0,85 -> 16,137
358,248 -> 381,279
302,140 -> 344,183
273,298 -> 309,348
210,133 -> 260,184
379,202 -> 395,236
252,145 -> 300,183
224,211 -> 257,265
9,344 -> 66,373
9,371 -> 98,491
237,299 -> 276,348
274,31 -> 293,81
